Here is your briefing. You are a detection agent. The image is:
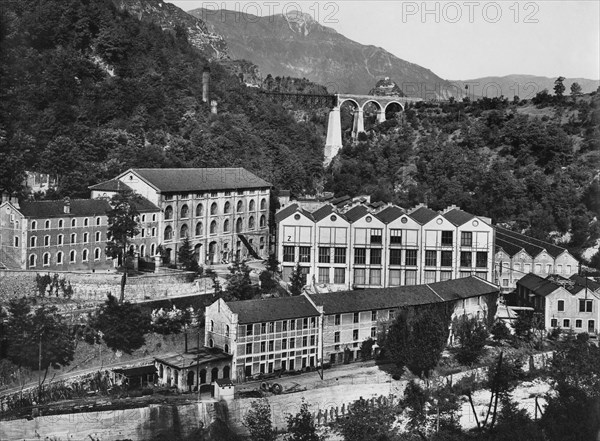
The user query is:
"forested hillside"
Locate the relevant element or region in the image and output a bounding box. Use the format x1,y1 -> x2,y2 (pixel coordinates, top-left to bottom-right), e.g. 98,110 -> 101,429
327,92 -> 600,263
0,0 -> 326,197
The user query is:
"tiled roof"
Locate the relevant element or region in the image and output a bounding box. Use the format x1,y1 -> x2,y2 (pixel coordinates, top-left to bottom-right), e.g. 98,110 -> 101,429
275,204 -> 299,223
89,179 -> 132,192
496,227 -> 567,258
227,296 -> 320,324
443,208 -> 475,226
408,206 -> 438,224
19,199 -> 112,219
131,197 -> 160,213
312,204 -> 335,222
344,205 -> 369,223
310,277 -> 498,314
128,168 -> 271,193
495,237 -> 527,258
569,274 -> 600,292
516,273 -> 561,297
376,205 -> 405,223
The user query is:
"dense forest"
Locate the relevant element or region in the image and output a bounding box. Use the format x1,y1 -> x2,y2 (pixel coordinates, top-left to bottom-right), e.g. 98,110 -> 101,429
1,0 -> 599,265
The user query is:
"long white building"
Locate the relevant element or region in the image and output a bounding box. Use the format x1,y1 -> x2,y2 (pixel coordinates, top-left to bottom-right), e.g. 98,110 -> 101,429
275,203 -> 495,290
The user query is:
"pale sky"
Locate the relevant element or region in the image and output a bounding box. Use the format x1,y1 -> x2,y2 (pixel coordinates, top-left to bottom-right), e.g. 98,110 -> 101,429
169,1 -> 600,80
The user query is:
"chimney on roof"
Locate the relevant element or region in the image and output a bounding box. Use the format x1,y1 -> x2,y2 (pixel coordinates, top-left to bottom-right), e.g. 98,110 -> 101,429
63,197 -> 71,214
1,193 -> 9,204
442,205 -> 458,214
10,195 -> 19,209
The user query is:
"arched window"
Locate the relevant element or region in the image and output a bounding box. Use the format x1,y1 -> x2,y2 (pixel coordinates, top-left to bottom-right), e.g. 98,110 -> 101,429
44,236 -> 50,246
43,253 -> 50,266
260,215 -> 266,228
180,224 -> 189,238
165,206 -> 173,220
96,217 -> 101,226
31,221 -> 37,230
196,203 -> 203,217
69,250 -> 76,263
180,204 -> 189,219
210,203 -> 218,215
44,220 -> 50,229
248,216 -> 255,230
71,218 -> 76,227
95,231 -> 101,241
224,344 -> 229,354
210,220 -> 217,235
195,222 -> 203,236
236,218 -> 243,233
58,219 -> 64,228
82,249 -> 89,262
164,226 -> 173,241
208,338 -> 214,348
210,320 -> 214,332
14,236 -> 19,247
223,219 -> 230,232
225,325 -> 230,337
57,251 -> 63,264
224,201 -> 231,213
236,200 -> 243,212
58,234 -> 64,245
260,198 -> 267,210
249,200 -> 255,211
94,248 -> 101,260
30,236 -> 37,247
140,245 -> 145,257
84,218 -> 89,227
151,243 -> 156,256
29,254 -> 36,267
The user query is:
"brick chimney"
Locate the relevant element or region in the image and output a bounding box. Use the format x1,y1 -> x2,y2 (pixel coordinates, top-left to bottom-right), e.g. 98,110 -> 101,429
63,197 -> 71,214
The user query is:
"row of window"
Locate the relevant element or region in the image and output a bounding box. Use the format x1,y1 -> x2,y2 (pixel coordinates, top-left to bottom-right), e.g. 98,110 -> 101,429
245,335 -> 317,354
31,217 -> 103,230
28,232 -> 103,247
164,199 -> 267,220
163,190 -> 267,201
29,248 -> 103,267
244,317 -> 318,336
164,216 -> 267,241
333,328 -> 378,343
501,261 -> 574,275
550,318 -> 595,331
557,299 -> 594,313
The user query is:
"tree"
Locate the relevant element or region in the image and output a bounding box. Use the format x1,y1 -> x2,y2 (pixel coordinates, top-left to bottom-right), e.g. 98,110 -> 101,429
243,399 -> 276,441
452,315 -> 489,366
105,191 -> 141,303
570,82 -> 582,99
285,399 -> 322,441
288,262 -> 305,296
89,294 -> 150,354
226,260 -> 259,301
178,236 -> 201,274
332,396 -> 398,441
554,76 -> 566,99
266,253 -> 280,274
359,338 -> 375,361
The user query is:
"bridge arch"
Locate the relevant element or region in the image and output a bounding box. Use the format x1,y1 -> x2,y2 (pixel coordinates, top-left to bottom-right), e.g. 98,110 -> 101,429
383,100 -> 405,112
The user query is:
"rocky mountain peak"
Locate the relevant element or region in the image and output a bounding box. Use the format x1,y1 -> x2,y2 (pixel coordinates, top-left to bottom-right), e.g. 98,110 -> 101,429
282,10 -> 319,36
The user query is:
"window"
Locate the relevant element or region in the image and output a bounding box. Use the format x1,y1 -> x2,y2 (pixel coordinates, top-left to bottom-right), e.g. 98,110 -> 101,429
405,270 -> 417,285
283,246 -> 295,262
302,336 -> 308,347
424,270 -> 436,284
94,248 -> 101,260
236,218 -> 243,233
370,229 -> 382,244
299,246 -> 311,262
261,322 -> 267,334
476,252 -> 488,268
223,219 -> 230,232
180,204 -> 189,218
29,254 -> 36,267
461,232 -> 473,247
268,340 -> 274,351
223,201 -> 231,214
83,232 -> 89,243
334,332 -> 340,343
82,249 -> 89,262
236,200 -> 243,212
334,247 -> 346,264
579,299 -> 593,313
31,221 -> 37,230
310,335 -> 316,346
389,269 -> 401,286
30,236 -> 37,247
441,251 -> 453,267
246,343 -> 252,354
248,216 -> 255,229
440,271 -> 452,281
152,227 -> 156,237
195,222 -> 203,236
354,268 -> 366,285
57,251 -> 63,264
164,226 -> 173,241
425,250 -> 437,266
43,253 -> 50,266
563,319 -> 570,328
353,330 -> 359,340
259,215 -> 266,228
210,203 -> 218,215
282,339 -> 288,349
370,248 -> 382,265
165,206 -> 173,220
180,224 -> 189,238
318,267 -> 329,284
210,221 -> 217,234
575,319 -> 582,328
210,192 -> 218,197
58,219 -> 64,229
557,300 -> 565,312
319,247 -> 330,263
390,229 -> 402,244
260,341 -> 266,352
151,244 -> 156,256
249,200 -> 255,211
353,312 -> 359,323
390,249 -> 402,265
95,232 -> 101,242
260,198 -> 267,210
441,231 -> 453,246
354,248 -> 366,264
551,318 -> 558,327
196,203 -> 203,217
96,217 -> 101,226
69,250 -> 76,263
460,251 -> 472,267
334,268 -> 345,284
44,236 -> 50,246
369,269 -> 381,285
246,325 -> 253,336
290,320 -> 296,331
84,218 -> 89,227
405,249 -> 417,266
44,220 -> 50,229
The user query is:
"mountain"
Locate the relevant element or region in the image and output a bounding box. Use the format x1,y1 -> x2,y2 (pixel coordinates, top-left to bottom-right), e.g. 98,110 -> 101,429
449,75 -> 600,100
113,0 -> 229,59
188,8 -> 455,98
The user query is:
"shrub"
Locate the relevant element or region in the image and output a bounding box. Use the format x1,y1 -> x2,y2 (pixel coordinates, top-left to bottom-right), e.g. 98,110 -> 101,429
491,320 -> 512,341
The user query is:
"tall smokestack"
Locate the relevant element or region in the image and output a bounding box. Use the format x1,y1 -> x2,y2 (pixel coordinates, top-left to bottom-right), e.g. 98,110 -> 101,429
202,67 -> 210,103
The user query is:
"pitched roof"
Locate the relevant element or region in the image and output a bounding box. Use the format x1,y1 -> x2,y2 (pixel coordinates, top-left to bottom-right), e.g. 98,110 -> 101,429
495,237 -> 527,257
376,205 -> 405,223
569,274 -> 600,292
18,199 -> 112,219
89,179 -> 132,192
131,197 -> 160,213
516,273 -> 562,297
227,296 -> 320,324
408,206 -> 438,224
275,203 -> 299,223
310,277 -> 498,314
344,205 -> 369,223
443,208 -> 475,226
128,168 -> 271,193
312,204 -> 335,222
496,227 -> 568,259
